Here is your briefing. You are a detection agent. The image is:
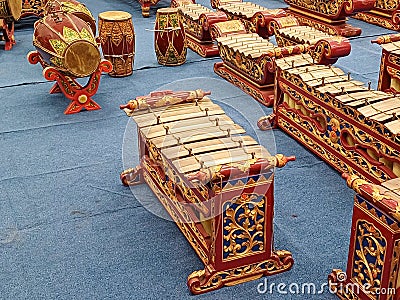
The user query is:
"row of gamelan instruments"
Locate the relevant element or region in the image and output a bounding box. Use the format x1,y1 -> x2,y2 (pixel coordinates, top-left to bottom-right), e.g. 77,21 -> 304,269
5,0 -> 400,297
117,1 -> 400,298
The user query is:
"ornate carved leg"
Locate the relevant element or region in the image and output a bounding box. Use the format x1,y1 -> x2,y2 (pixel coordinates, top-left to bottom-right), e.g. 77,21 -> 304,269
49,83 -> 62,94
2,20 -> 15,51
120,166 -> 143,186
328,269 -> 359,299
257,114 -> 276,130
187,250 -> 293,295
42,60 -> 112,115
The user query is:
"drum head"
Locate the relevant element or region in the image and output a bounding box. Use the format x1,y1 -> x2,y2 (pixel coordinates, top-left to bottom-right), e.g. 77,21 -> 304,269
98,10 -> 131,21
64,40 -> 101,77
8,0 -> 22,20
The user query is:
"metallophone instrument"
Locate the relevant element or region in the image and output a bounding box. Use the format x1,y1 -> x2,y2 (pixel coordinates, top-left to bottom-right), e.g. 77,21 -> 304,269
213,24 -> 308,107
0,0 -> 22,50
120,89 -> 296,294
177,3 -> 228,57
353,0 -> 400,31
214,1 -> 286,39
372,34 -> 400,94
258,53 -> 400,184
284,0 -> 375,37
212,18 -> 351,107
269,15 -> 352,65
329,174 -> 400,299
28,11 -> 112,114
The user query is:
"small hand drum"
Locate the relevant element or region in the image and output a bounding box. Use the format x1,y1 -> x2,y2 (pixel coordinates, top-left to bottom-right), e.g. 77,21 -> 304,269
154,8 -> 186,66
98,11 -> 135,77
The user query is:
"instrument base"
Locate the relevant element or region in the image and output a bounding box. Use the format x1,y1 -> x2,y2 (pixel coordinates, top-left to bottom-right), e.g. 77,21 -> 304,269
1,20 -> 15,51
287,10 -> 362,37
214,62 -> 274,107
188,251 -> 294,295
186,35 -> 219,58
27,51 -> 112,115
353,11 -> 400,31
136,159 -> 293,295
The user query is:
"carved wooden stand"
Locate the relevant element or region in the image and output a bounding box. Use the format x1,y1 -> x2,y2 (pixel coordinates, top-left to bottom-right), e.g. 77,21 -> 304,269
329,175 -> 400,299
214,62 -> 275,106
353,2 -> 400,31
372,34 -> 400,93
284,0 -> 376,37
120,92 -> 295,294
1,20 -> 15,50
27,51 -> 112,114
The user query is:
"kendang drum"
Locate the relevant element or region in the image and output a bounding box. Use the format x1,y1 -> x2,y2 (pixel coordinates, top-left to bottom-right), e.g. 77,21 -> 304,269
44,0 -> 96,35
33,11 -> 100,77
98,11 -> 135,77
154,8 -> 186,66
0,0 -> 22,21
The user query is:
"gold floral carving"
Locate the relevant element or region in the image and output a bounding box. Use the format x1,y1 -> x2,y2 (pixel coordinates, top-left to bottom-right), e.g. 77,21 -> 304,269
222,193 -> 265,261
352,220 -> 386,296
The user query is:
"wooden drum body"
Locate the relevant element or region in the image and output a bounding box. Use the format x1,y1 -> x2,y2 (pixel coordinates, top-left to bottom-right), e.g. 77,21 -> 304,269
45,0 -> 96,35
98,11 -> 135,77
154,8 -> 186,66
33,11 -> 100,78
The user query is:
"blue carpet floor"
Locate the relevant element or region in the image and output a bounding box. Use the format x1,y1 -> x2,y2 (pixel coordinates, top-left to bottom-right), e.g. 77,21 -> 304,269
0,0 -> 396,299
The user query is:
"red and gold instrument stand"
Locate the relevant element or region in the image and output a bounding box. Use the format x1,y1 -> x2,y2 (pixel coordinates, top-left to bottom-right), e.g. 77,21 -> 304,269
120,91 -> 295,294
27,51 -> 112,115
179,9 -> 228,58
372,34 -> 400,94
329,175 -> 400,299
213,62 -> 275,106
353,5 -> 400,31
1,19 -> 15,51
284,0 -> 376,37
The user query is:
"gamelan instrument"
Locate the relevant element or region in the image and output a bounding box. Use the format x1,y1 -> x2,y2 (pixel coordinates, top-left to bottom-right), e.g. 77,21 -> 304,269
98,11 -> 135,77
120,89 -> 295,294
215,1 -> 286,38
329,174 -> 400,299
44,0 -> 96,35
258,53 -> 400,184
353,0 -> 400,31
154,8 -> 186,66
213,25 -> 309,107
21,0 -> 46,18
0,0 -> 22,50
372,34 -> 400,94
269,16 -> 352,65
28,11 -> 112,114
178,3 -> 228,57
284,0 -> 375,37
